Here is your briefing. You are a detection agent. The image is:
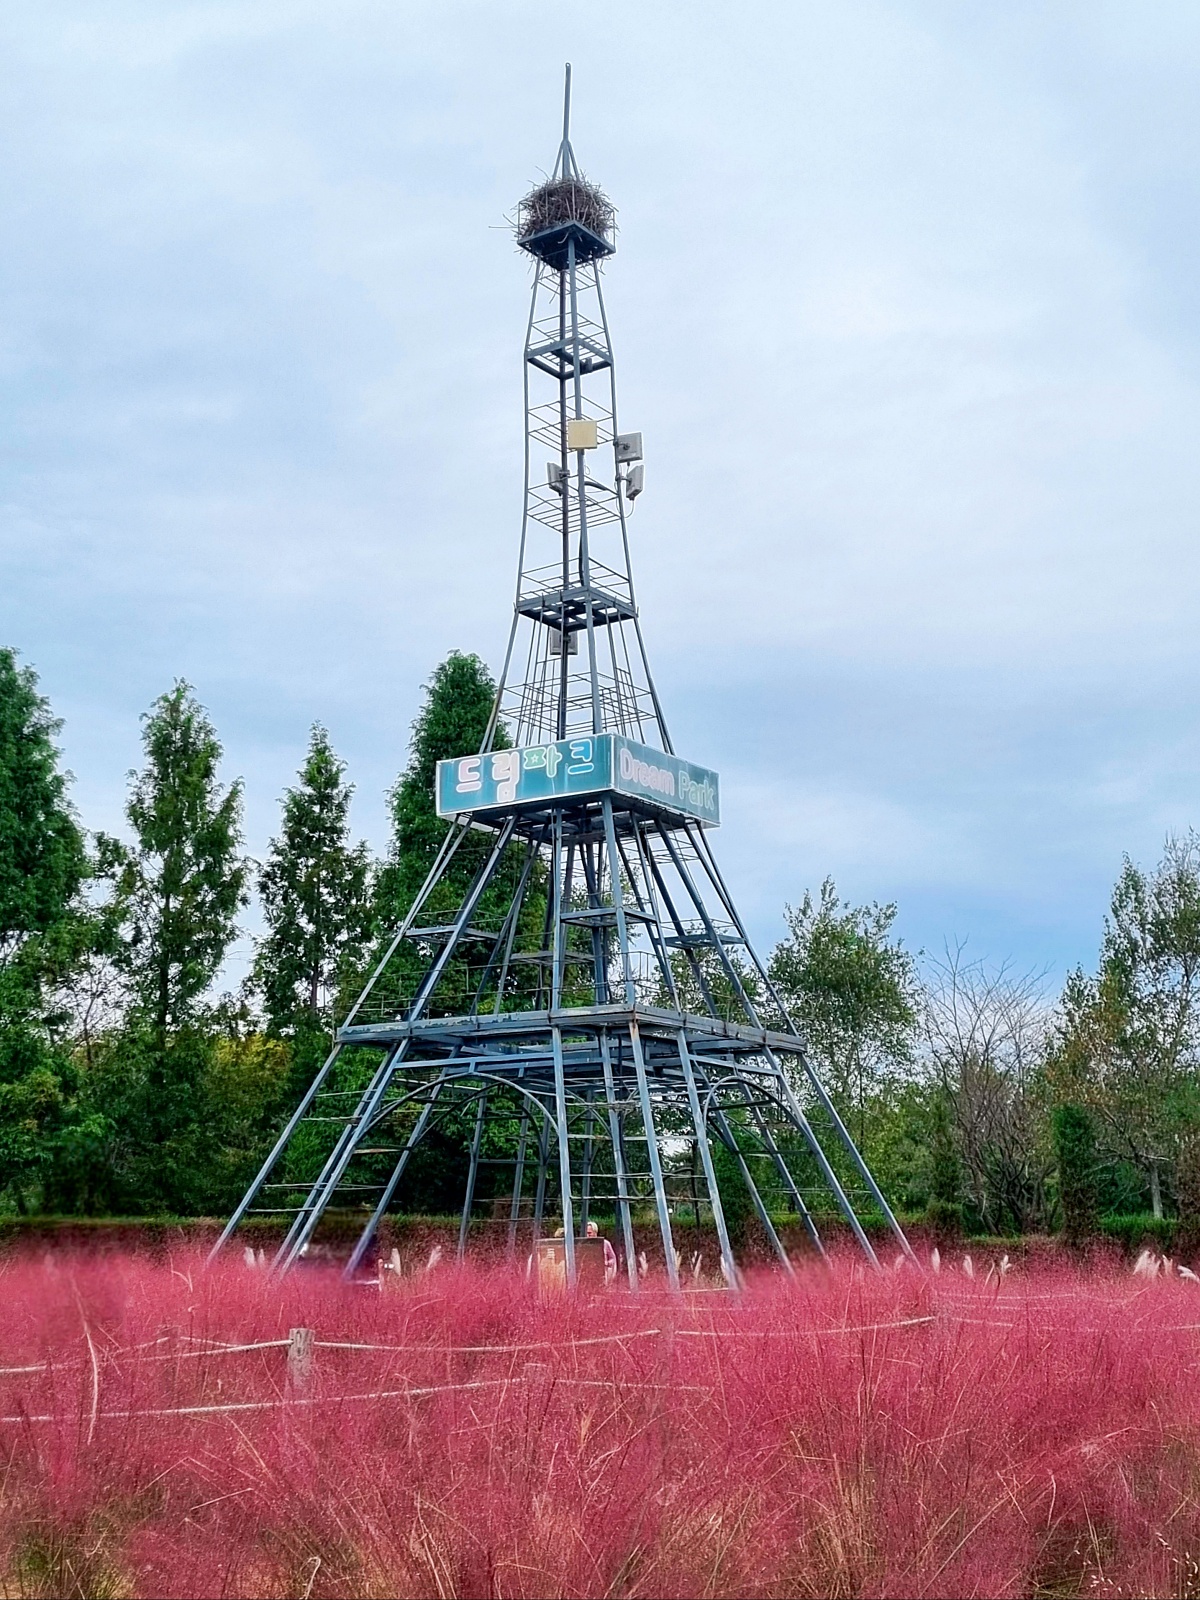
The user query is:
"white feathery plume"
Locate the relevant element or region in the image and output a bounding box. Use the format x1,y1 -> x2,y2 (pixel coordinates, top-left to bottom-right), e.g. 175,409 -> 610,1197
930,1247 -> 941,1274
425,1244 -> 444,1273
1179,1264 -> 1200,1283
637,1251 -> 648,1279
962,1255 -> 975,1280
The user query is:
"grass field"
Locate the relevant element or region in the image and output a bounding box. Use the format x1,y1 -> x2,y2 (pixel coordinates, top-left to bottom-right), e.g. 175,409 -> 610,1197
2,1246 -> 1200,1597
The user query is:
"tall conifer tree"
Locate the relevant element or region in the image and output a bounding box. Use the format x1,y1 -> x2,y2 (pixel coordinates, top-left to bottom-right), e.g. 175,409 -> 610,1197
374,651 -> 506,930
92,684 -> 247,1209
103,682 -> 247,1040
253,725 -> 371,1033
0,650 -> 89,1206
0,650 -> 86,969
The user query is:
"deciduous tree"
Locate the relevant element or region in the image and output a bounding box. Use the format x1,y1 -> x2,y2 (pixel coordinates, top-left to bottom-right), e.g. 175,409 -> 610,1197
1049,835 -> 1200,1217
768,879 -> 919,1148
924,946 -> 1051,1235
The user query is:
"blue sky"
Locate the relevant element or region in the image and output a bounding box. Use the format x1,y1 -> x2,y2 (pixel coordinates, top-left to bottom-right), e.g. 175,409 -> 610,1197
3,2 -> 1200,988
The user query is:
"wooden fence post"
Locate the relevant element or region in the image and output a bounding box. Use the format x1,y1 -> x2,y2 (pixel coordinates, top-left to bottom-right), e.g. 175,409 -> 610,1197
288,1326 -> 315,1393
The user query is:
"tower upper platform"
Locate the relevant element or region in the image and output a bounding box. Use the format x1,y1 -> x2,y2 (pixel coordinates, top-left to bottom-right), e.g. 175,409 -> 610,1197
517,176 -> 615,269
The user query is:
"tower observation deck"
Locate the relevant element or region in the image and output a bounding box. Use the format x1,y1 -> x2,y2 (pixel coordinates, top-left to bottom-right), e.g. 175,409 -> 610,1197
213,68 -> 913,1288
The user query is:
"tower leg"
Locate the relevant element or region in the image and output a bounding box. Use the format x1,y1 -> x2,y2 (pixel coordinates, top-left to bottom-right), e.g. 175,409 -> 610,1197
580,1089 -> 595,1232
343,1079 -> 445,1279
629,1021 -> 679,1290
707,1095 -> 795,1275
458,1087 -> 489,1261
676,1032 -> 740,1288
208,1041 -> 345,1264
551,1027 -> 577,1284
508,1101 -> 530,1257
770,1068 -> 881,1267
600,1031 -> 638,1290
532,1110 -> 550,1242
778,1048 -> 917,1263
734,1082 -> 826,1259
689,824 -> 913,1264
273,1042 -> 405,1272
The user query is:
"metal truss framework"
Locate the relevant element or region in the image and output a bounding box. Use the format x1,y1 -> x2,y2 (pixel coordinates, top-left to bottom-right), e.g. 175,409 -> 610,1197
213,68 -> 914,1286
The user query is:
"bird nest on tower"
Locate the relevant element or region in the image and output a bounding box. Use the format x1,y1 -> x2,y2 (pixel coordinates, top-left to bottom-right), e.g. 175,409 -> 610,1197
517,175 -> 616,256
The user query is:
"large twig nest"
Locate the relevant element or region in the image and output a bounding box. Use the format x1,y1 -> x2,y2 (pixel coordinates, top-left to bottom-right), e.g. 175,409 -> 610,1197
517,176 -> 615,245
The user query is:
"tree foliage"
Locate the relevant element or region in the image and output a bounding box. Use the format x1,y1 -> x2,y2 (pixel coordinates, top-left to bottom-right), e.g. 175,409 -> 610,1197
0,650 -> 87,969
924,947 -> 1051,1235
101,683 -> 248,1038
1176,1131 -> 1200,1262
10,643 -> 1200,1242
768,879 -> 919,1144
82,684 -> 249,1212
1049,834 -> 1200,1217
1052,1102 -> 1098,1248
0,650 -> 92,1210
374,652 -> 506,930
253,725 -> 371,1034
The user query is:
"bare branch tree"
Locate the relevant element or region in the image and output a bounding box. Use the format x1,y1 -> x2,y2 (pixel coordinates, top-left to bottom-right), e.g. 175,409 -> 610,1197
923,943 -> 1052,1234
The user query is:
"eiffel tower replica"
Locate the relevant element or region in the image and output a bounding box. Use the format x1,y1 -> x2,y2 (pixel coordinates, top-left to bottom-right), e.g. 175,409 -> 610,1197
214,68 -> 913,1288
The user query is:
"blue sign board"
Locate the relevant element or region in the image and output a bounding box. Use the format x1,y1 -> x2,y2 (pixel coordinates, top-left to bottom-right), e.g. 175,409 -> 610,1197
436,734 -> 719,826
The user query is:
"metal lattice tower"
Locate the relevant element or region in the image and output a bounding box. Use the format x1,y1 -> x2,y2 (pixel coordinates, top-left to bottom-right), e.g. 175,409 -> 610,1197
214,68 -> 914,1287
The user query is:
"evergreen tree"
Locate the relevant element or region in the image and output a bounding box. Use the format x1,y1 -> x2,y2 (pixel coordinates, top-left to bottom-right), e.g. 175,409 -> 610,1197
365,650 -> 529,1024
338,652 -> 524,1206
0,650 -> 86,965
0,650 -> 89,1208
102,683 -> 248,1040
94,683 -> 248,1210
1176,1130 -> 1200,1262
253,726 -> 371,1033
710,1122 -> 758,1246
373,651 -> 506,930
925,1088 -> 963,1236
1052,1102 -> 1098,1248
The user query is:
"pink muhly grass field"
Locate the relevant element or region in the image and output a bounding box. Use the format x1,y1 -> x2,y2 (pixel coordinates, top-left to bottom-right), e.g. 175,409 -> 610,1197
2,1249 -> 1200,1597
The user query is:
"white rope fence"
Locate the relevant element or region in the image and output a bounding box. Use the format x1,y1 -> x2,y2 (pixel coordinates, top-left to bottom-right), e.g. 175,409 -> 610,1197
0,1316 -> 931,1380
12,1302 -> 1198,1385
12,1304 -> 1191,1427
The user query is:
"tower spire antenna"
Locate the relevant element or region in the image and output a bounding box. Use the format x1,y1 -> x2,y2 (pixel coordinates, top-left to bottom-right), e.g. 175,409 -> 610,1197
211,73 -> 915,1291
556,61 -> 577,181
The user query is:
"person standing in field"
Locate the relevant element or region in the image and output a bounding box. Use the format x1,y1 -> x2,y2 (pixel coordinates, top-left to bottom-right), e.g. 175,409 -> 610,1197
534,1220 -> 618,1285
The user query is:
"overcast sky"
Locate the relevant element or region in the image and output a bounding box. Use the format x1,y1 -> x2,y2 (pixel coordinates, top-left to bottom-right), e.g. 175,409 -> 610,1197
3,2 -> 1200,989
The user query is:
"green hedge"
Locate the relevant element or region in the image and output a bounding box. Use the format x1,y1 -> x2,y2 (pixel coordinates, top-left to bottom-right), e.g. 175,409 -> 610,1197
1098,1214 -> 1175,1253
